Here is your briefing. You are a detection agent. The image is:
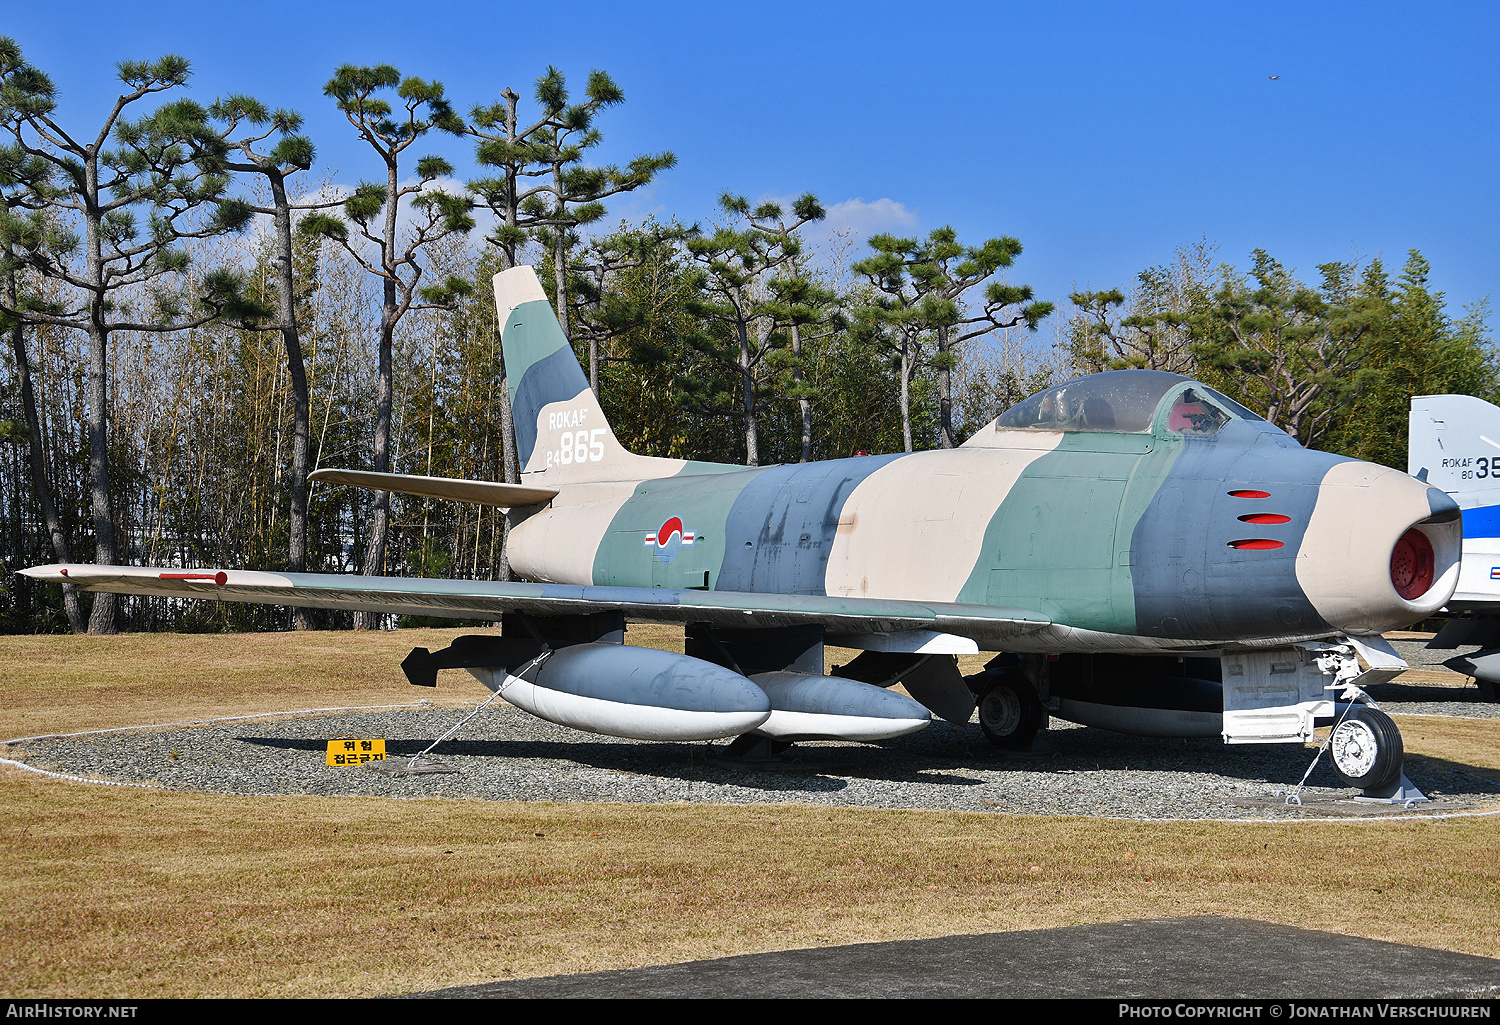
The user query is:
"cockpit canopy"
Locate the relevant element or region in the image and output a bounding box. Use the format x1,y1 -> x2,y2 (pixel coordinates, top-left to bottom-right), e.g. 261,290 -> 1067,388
993,370 -> 1270,437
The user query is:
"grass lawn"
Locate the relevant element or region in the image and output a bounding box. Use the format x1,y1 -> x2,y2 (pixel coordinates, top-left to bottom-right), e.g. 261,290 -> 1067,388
1,628 -> 1497,997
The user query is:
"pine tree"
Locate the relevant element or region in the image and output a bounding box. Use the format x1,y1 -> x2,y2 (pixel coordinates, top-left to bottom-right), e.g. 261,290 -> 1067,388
678,193 -> 826,466
302,65 -> 473,624
0,141 -> 85,631
468,67 -> 674,395
853,228 -> 1051,450
156,94 -> 344,626
0,39 -> 251,633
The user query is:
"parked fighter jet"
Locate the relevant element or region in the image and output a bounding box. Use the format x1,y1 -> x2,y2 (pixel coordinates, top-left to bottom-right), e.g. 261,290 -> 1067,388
1408,393 -> 1500,699
23,267 -> 1463,795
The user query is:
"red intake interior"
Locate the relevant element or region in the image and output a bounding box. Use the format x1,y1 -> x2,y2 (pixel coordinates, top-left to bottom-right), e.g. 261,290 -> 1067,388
1390,529 -> 1435,600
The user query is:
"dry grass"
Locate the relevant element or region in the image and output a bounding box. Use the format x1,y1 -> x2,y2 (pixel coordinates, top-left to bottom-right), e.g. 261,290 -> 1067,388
1,628 -> 1498,997
0,629 -> 478,739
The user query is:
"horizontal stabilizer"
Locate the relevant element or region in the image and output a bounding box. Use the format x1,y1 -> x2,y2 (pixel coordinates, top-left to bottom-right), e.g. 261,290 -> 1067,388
309,468 -> 557,508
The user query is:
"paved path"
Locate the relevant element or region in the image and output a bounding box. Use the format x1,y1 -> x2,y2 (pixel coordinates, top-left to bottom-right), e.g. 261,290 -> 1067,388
407,917 -> 1500,999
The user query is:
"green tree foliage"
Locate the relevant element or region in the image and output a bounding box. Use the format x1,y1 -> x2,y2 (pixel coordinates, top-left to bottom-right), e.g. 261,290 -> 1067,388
301,64 -> 473,619
1076,243 -> 1498,464
578,215 -> 902,466
152,94 -> 345,628
798,322 -> 915,460
853,228 -> 1051,451
952,330 -> 1070,440
467,66 -> 674,393
1068,238 -> 1219,374
1326,251 -> 1497,469
1189,251 -> 1397,449
0,38 -> 252,633
677,193 -> 826,466
0,129 -> 88,632
387,240 -> 509,596
562,219 -> 707,456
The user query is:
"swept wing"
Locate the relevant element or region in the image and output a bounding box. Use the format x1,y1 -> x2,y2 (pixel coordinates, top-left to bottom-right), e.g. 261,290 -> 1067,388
20,563 -> 1051,644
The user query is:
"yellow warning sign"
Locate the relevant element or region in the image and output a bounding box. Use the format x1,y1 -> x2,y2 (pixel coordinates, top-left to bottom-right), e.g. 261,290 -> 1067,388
326,739 -> 386,766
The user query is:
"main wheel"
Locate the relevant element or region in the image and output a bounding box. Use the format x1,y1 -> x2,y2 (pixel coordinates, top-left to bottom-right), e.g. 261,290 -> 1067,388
1328,707 -> 1404,791
977,674 -> 1042,751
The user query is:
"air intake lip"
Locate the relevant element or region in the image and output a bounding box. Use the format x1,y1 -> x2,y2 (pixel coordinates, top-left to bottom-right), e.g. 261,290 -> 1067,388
1424,488 -> 1461,524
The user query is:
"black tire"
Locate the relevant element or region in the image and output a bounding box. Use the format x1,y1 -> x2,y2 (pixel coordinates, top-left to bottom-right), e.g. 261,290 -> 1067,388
977,674 -> 1042,751
1328,707 -> 1404,792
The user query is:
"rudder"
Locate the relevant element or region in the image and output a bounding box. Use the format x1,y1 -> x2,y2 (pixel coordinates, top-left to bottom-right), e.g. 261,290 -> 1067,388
495,266 -> 623,481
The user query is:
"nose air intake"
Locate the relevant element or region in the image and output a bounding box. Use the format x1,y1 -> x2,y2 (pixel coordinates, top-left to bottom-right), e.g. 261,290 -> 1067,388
1367,483 -> 1461,622
1298,465 -> 1461,634
1402,487 -> 1462,612
1391,528 -> 1435,600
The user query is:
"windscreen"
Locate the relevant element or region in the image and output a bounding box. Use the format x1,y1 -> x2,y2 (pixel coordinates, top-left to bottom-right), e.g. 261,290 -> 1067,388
994,370 -> 1190,434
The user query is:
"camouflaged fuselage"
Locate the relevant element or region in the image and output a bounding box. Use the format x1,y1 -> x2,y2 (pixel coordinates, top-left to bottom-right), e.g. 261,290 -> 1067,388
510,421 -> 1452,645
495,268 -> 1460,651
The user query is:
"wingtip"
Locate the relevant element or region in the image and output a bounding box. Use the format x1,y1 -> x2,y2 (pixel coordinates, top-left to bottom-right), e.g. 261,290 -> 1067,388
18,564 -> 66,579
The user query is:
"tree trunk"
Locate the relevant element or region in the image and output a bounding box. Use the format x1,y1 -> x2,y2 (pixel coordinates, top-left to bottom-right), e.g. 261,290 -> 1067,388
501,89 -> 520,271
739,323 -> 758,466
551,221 -> 576,350
791,322 -> 811,462
937,323 -> 954,449
900,344 -> 914,453
356,166 -> 400,630
547,157 -> 592,400
498,340 -> 519,583
85,312 -> 118,634
83,156 -> 119,634
6,271 -> 86,633
270,173 -> 314,630
493,181 -> 519,583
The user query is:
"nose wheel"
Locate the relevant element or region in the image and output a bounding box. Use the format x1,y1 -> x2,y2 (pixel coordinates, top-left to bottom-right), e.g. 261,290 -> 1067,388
1328,707 -> 1404,792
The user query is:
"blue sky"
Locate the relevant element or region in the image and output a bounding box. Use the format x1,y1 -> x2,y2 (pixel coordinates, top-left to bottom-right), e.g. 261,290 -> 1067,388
8,1 -> 1498,323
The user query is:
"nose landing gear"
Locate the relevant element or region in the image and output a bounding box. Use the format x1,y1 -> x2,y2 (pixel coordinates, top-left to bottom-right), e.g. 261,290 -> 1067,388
1328,706 -> 1404,792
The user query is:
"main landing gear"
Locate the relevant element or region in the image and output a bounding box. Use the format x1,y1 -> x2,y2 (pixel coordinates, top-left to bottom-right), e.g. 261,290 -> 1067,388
968,656 -> 1044,751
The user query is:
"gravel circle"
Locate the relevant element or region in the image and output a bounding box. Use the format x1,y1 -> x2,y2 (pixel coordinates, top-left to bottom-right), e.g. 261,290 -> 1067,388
7,680 -> 1499,821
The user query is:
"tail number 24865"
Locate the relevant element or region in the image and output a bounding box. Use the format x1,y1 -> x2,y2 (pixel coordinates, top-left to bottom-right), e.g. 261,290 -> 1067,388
549,428 -> 606,467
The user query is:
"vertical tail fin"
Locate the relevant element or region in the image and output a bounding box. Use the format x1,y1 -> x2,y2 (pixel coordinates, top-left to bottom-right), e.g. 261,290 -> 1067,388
1410,394 -> 1500,521
495,266 -> 628,481
1411,394 -> 1500,606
